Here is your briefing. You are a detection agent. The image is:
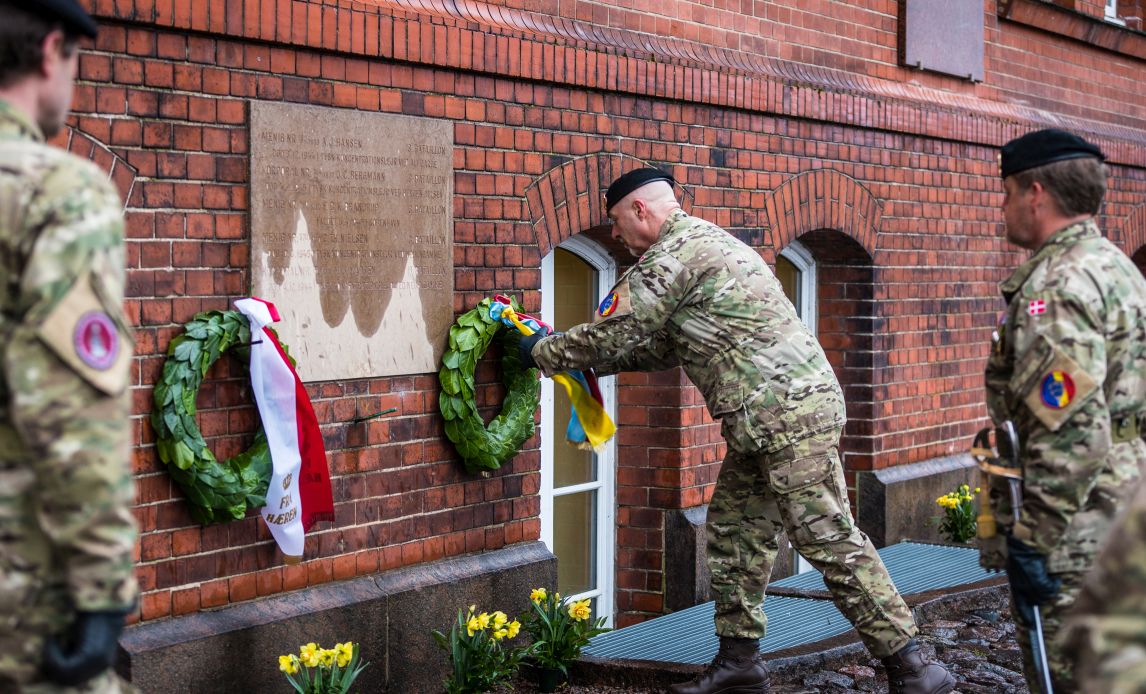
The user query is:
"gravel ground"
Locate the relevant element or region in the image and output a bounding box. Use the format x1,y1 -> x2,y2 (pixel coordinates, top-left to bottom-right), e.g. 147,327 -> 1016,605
507,592 -> 1032,693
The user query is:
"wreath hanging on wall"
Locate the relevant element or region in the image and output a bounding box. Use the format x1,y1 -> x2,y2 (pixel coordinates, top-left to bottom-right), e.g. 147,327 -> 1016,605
439,297 -> 540,475
152,310 -> 277,525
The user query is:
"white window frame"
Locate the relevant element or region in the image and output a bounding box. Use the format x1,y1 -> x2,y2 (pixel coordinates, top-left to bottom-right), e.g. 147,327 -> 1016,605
540,234 -> 617,626
1106,0 -> 1125,25
780,239 -> 817,336
780,239 -> 817,574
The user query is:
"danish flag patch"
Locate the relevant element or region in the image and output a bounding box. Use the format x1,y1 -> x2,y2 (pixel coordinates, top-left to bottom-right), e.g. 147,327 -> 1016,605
1028,300 -> 1046,316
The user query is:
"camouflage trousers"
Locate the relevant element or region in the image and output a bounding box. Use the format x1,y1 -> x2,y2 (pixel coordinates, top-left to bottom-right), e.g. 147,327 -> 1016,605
708,428 -> 916,658
1015,569 -> 1086,694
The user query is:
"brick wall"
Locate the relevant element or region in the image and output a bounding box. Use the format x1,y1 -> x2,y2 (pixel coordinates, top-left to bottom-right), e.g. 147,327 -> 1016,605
67,0 -> 1146,630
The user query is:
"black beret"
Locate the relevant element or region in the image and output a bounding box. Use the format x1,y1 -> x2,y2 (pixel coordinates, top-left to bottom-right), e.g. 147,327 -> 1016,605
10,0 -> 99,38
1000,128 -> 1104,179
604,168 -> 675,212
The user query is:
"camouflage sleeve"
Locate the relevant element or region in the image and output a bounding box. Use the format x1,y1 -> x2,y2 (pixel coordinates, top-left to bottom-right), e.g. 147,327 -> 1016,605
1009,284 -> 1109,556
533,249 -> 691,377
3,161 -> 137,612
592,332 -> 680,376
1063,480 -> 1146,692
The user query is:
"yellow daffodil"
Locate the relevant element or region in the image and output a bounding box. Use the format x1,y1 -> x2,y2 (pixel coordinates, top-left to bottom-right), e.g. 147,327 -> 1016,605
975,487 -> 981,493
278,654 -> 299,675
299,642 -> 321,668
477,612 -> 492,629
568,599 -> 592,621
467,615 -> 482,636
319,648 -> 337,667
335,642 -> 354,668
507,620 -> 521,639
530,588 -> 547,604
492,611 -> 508,629
493,628 -> 508,640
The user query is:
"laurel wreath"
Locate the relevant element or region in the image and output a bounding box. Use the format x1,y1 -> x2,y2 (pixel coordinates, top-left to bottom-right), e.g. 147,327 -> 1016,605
439,297 -> 540,475
151,310 -> 275,525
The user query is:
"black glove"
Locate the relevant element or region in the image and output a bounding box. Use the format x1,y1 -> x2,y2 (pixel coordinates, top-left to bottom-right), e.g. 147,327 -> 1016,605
42,609 -> 129,687
517,328 -> 552,370
1006,536 -> 1061,627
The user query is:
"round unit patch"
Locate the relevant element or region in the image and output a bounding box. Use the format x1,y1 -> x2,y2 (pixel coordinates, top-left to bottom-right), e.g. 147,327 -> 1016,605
74,310 -> 119,370
1040,370 -> 1075,409
598,291 -> 620,317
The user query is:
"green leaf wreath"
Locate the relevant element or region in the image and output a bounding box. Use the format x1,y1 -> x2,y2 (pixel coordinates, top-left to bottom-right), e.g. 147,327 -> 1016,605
151,310 -> 276,524
439,297 -> 540,475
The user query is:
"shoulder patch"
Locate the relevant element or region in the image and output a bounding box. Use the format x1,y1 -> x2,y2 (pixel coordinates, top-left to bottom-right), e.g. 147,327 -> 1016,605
1023,348 -> 1098,432
593,280 -> 630,324
37,273 -> 132,395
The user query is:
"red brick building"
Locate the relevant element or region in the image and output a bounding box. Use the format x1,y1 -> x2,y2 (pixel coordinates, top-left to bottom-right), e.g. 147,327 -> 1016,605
61,0 -> 1146,690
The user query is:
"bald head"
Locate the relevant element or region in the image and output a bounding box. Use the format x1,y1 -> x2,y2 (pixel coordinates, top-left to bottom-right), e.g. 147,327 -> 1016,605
607,180 -> 681,256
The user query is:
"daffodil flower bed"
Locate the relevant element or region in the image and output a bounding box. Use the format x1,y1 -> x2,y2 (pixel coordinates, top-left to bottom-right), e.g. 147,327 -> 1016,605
934,483 -> 979,544
433,605 -> 526,694
277,641 -> 368,693
524,587 -> 609,677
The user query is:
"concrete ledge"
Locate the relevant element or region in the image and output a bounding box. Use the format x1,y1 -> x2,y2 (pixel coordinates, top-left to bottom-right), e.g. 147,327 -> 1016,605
858,454 -> 979,547
119,542 -> 556,693
664,506 -> 710,612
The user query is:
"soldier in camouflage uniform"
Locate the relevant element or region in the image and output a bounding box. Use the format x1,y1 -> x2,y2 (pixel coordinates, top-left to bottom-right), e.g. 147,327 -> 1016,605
0,1 -> 138,692
520,168 -> 955,694
982,129 -> 1146,693
1062,477 -> 1146,694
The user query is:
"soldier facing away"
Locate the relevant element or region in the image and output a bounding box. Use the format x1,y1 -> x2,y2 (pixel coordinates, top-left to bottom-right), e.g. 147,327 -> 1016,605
0,1 -> 138,692
981,128 -> 1146,693
519,168 -> 955,694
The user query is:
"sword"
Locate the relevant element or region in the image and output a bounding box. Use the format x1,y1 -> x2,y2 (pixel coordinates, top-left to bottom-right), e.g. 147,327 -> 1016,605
972,422 -> 1054,694
1030,604 -> 1054,694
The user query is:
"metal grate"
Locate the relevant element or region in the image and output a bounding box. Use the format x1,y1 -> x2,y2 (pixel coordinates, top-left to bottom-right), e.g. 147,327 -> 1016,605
584,541 -> 993,664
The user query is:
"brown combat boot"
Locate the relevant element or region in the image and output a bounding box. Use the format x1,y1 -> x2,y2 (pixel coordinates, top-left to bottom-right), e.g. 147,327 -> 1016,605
881,639 -> 956,694
669,636 -> 770,694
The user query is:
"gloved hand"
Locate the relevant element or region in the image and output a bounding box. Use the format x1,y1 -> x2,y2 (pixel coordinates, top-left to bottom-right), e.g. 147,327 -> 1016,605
517,327 -> 552,370
1006,535 -> 1061,627
42,609 -> 129,687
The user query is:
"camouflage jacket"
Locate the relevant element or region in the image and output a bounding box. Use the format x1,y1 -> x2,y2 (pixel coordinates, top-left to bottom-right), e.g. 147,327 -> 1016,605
533,209 -> 845,454
1062,477 -> 1146,694
984,219 -> 1146,573
0,99 -> 137,670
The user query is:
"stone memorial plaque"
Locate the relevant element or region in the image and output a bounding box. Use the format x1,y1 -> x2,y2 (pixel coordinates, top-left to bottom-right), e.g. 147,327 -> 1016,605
250,102 -> 453,382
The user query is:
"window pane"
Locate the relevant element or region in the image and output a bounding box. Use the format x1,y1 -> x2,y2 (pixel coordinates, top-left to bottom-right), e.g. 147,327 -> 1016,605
553,248 -> 597,486
554,491 -> 597,596
775,255 -> 800,317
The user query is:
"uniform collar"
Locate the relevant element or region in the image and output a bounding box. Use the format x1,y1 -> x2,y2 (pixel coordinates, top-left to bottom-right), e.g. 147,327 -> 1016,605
656,208 -> 689,238
1000,218 -> 1099,297
0,99 -> 46,143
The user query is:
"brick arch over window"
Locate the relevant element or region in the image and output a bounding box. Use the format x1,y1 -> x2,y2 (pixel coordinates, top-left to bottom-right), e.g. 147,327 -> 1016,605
50,126 -> 138,207
1117,203 -> 1146,277
524,154 -> 693,255
763,169 -> 882,258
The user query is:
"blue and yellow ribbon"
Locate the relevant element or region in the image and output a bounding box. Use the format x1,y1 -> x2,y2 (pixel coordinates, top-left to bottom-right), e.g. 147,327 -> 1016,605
490,297 -> 616,452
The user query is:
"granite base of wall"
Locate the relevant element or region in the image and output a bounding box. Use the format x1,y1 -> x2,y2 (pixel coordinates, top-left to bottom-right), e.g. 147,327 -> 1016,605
118,542 -> 556,693
664,505 -> 797,613
857,454 -> 979,547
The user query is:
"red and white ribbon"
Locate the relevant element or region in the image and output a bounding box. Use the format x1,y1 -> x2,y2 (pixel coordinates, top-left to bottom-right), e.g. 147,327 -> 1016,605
235,298 -> 334,560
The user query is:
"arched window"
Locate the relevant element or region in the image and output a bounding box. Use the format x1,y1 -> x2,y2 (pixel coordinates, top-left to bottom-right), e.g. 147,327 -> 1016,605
777,239 -> 817,574
776,239 -> 817,334
539,235 -> 618,625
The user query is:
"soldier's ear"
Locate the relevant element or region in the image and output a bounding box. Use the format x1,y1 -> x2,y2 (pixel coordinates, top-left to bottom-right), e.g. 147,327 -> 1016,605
39,29 -> 72,78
